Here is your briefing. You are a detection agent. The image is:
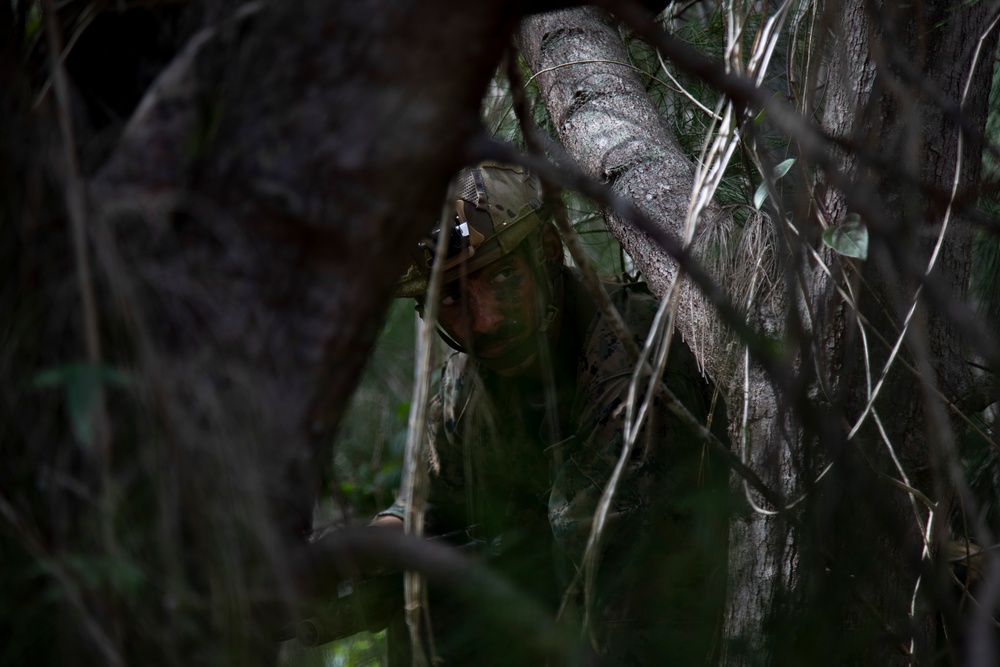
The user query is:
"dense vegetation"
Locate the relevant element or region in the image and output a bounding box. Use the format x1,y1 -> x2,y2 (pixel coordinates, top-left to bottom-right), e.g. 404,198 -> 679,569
3,1 -> 999,665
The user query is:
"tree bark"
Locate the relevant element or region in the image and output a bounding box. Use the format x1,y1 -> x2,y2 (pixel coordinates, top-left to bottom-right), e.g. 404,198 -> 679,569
815,1 -> 996,664
521,2 -> 998,664
519,8 -> 793,662
10,1 -> 553,664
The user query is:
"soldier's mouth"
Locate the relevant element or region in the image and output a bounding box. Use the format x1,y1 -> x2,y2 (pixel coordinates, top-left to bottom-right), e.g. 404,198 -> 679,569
472,323 -> 529,358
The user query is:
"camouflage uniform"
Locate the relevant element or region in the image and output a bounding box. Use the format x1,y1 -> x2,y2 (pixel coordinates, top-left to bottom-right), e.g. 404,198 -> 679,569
380,268 -> 730,665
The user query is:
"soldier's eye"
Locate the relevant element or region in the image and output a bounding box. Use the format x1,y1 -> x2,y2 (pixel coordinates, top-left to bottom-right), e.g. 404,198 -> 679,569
437,282 -> 460,307
493,268 -> 515,284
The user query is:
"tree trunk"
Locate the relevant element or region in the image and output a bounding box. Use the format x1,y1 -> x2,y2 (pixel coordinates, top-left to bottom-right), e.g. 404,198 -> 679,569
521,2 -> 998,664
813,1 -> 996,664
519,8 -> 793,662
7,1 -> 552,664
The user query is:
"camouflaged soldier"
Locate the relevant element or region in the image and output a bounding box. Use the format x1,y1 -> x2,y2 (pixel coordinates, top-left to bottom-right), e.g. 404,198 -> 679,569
374,161 -> 730,665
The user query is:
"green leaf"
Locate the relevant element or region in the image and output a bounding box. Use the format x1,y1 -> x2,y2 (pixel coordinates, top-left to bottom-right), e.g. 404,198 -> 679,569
64,555 -> 146,601
35,554 -> 146,605
753,91 -> 784,125
32,362 -> 128,447
822,214 -> 869,259
753,181 -> 769,211
754,158 -> 796,210
773,158 -> 795,180
24,4 -> 43,45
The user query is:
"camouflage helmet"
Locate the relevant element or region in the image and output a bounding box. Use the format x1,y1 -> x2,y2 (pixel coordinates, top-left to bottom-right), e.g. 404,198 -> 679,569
395,161 -> 548,298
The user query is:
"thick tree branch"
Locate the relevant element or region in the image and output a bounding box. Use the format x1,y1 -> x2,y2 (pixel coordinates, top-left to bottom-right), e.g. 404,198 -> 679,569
294,528 -> 587,664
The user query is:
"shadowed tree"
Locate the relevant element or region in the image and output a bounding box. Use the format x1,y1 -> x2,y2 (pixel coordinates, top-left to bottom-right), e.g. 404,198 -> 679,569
3,1 -> 555,664
2,0 -> 999,665
520,2 -> 1000,665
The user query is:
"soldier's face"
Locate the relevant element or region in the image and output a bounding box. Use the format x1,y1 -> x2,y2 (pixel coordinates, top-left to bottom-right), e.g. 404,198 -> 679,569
435,249 -> 540,362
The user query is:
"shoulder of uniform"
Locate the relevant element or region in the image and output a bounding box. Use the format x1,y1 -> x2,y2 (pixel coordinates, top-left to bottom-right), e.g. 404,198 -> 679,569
605,279 -> 658,326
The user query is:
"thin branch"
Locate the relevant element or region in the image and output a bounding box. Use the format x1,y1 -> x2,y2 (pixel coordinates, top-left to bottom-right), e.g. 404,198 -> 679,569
0,493 -> 124,667
43,0 -> 102,371
655,49 -> 722,120
400,213 -> 453,667
33,1 -> 99,109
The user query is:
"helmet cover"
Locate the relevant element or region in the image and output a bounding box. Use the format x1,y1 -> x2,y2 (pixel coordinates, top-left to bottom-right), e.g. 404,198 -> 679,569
395,161 -> 547,298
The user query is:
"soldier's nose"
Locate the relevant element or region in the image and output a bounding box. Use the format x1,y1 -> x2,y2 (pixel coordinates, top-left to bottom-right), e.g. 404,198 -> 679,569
467,288 -> 503,335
